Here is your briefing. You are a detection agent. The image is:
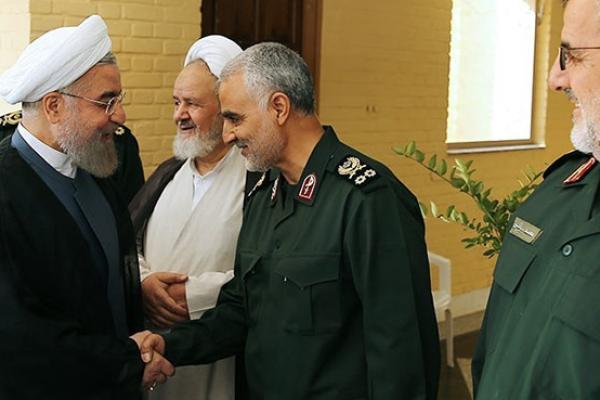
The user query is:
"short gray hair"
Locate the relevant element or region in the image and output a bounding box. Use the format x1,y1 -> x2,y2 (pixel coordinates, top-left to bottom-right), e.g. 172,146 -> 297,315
220,42 -> 315,115
22,51 -> 117,113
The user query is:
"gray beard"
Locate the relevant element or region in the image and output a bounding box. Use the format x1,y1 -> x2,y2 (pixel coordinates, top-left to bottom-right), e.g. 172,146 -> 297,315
570,122 -> 595,154
172,127 -> 222,160
55,120 -> 118,178
242,120 -> 284,172
570,104 -> 600,158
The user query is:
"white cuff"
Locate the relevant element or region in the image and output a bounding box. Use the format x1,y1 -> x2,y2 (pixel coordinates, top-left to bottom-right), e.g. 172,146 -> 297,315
185,270 -> 234,320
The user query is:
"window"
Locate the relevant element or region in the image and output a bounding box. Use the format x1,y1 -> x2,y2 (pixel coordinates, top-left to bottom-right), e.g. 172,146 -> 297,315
446,0 -> 540,151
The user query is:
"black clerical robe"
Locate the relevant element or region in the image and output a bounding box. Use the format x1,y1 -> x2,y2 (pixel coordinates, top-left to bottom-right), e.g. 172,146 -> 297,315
0,136 -> 145,399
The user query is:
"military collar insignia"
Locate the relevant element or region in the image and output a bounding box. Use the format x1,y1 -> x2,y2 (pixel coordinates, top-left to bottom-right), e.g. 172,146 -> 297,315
0,110 -> 22,127
270,176 -> 280,206
248,172 -> 267,198
563,156 -> 597,185
508,217 -> 542,244
337,155 -> 378,187
298,173 -> 317,201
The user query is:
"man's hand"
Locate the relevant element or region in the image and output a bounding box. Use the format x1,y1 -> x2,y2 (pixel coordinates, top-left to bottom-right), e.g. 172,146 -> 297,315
142,351 -> 175,390
166,282 -> 188,309
129,330 -> 152,349
140,333 -> 166,363
141,272 -> 189,328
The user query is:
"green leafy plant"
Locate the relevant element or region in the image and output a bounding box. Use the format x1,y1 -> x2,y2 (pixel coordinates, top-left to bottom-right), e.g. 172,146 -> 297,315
394,141 -> 543,258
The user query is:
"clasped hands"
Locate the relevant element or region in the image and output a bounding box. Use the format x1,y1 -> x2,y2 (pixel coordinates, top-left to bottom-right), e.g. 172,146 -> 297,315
141,272 -> 189,328
130,331 -> 173,391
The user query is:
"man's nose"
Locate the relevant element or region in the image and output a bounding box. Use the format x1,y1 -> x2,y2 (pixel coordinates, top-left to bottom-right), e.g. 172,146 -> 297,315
173,103 -> 189,121
548,54 -> 569,92
110,102 -> 126,125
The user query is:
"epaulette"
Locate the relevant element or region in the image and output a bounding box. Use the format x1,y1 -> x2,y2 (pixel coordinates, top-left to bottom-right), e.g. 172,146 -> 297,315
247,172 -> 268,198
543,151 -> 588,179
0,110 -> 22,127
335,155 -> 380,188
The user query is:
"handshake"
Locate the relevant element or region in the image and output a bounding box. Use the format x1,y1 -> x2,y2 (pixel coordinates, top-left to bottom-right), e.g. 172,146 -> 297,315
131,331 -> 175,391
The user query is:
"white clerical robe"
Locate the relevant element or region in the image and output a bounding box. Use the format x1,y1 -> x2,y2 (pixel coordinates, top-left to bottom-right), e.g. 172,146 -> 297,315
140,147 -> 246,400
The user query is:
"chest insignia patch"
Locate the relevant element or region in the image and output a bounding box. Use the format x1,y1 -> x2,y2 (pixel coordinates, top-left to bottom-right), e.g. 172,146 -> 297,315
563,156 -> 597,185
509,217 -> 542,244
337,155 -> 379,186
248,172 -> 266,198
299,173 -> 317,201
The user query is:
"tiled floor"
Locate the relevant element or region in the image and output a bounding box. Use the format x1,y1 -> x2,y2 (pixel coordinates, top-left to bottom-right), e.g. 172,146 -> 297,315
437,312 -> 483,400
438,331 -> 478,399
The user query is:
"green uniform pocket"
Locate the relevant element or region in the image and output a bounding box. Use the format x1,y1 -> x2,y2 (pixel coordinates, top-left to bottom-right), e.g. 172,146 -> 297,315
493,234 -> 537,294
274,254 -> 341,335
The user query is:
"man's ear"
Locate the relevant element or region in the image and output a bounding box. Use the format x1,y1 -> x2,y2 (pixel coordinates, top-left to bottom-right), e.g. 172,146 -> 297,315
41,92 -> 64,124
270,92 -> 291,125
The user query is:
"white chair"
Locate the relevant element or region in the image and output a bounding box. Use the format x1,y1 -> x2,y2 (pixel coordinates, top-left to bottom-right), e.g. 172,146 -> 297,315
428,251 -> 454,367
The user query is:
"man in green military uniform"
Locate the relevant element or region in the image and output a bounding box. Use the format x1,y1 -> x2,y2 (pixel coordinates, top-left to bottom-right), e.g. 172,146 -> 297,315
472,0 -> 600,398
140,42 -> 440,399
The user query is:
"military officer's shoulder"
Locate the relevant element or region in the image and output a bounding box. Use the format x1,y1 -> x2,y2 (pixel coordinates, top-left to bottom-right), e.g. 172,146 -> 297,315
0,110 -> 22,141
326,146 -> 394,193
543,150 -> 590,179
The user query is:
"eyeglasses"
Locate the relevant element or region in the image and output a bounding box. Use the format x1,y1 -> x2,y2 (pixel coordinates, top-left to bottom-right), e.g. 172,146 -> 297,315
559,45 -> 600,70
58,91 -> 126,115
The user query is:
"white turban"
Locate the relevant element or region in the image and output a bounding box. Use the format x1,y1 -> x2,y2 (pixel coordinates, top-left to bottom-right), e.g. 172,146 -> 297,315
184,35 -> 242,78
0,15 -> 111,104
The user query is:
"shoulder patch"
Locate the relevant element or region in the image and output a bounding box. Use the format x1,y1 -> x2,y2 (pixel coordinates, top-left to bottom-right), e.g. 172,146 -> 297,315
337,155 -> 379,187
247,172 -> 267,198
0,110 -> 22,127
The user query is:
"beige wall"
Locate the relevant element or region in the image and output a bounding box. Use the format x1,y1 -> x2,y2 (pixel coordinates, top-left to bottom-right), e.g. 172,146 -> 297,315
0,0 -> 30,115
1,1 -> 573,303
28,0 -> 201,177
318,0 -> 570,297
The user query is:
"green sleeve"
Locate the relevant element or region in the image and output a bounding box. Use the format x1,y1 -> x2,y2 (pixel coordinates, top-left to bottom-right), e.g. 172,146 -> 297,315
344,185 -> 439,399
164,265 -> 247,366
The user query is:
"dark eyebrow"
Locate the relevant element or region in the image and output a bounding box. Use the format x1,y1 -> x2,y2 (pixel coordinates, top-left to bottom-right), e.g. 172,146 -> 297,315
221,110 -> 244,120
99,90 -> 121,101
561,40 -> 572,49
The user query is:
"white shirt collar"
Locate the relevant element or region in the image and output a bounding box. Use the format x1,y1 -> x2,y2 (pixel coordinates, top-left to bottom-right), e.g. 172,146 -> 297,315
188,146 -> 238,210
188,145 -> 237,178
17,124 -> 78,178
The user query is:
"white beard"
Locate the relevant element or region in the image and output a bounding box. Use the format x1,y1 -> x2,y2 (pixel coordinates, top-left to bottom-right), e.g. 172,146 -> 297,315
570,119 -> 595,154
172,126 -> 222,160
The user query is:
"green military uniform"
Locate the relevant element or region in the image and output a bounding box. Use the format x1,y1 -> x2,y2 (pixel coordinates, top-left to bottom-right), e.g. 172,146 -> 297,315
164,127 -> 440,399
473,151 -> 600,399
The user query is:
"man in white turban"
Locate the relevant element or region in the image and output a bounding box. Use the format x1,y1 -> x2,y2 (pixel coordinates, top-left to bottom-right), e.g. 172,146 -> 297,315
0,15 -> 173,399
129,35 -> 259,399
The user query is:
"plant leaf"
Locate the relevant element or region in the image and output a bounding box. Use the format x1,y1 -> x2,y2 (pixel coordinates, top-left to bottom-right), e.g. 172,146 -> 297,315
418,201 -> 428,217
406,141 -> 416,156
414,150 -> 425,163
430,201 -> 439,217
392,145 -> 405,155
437,159 -> 448,176
428,154 -> 437,169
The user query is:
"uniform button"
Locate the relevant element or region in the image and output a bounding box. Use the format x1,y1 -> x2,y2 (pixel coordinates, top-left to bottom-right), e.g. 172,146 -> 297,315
275,240 -> 281,249
562,244 -> 573,257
